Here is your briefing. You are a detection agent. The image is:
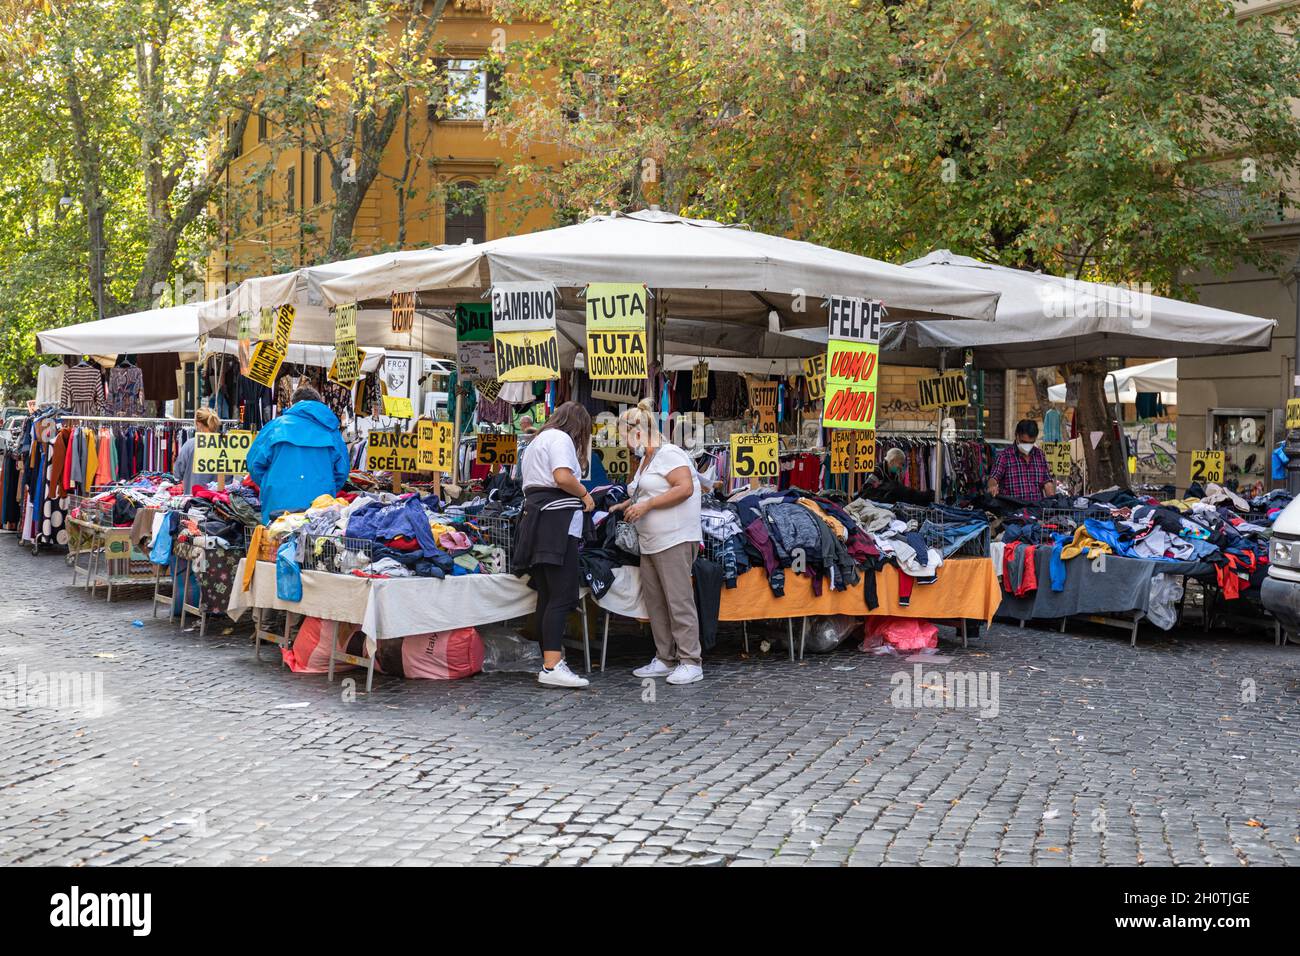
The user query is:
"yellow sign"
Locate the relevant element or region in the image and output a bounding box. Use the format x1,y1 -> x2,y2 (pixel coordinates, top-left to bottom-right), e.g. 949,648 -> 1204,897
416,419 -> 454,474
246,304 -> 296,388
258,307 -> 274,341
917,370 -> 969,410
1287,398 -> 1300,429
494,329 -> 560,382
585,328 -> 648,380
383,395 -> 414,419
585,282 -> 648,329
193,431 -> 255,476
1191,449 -> 1224,484
822,340 -> 879,430
334,302 -> 359,384
803,354 -> 826,401
730,432 -> 778,481
691,361 -> 709,400
366,431 -> 420,473
476,433 -> 518,466
599,444 -> 631,482
830,431 -> 875,474
1043,441 -> 1072,478
328,349 -> 367,387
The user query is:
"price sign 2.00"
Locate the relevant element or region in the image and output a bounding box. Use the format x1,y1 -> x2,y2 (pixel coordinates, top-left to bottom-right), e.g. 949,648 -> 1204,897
730,432 -> 778,481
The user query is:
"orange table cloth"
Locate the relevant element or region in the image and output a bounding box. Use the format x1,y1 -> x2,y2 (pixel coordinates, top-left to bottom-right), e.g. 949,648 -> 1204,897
718,558 -> 1001,623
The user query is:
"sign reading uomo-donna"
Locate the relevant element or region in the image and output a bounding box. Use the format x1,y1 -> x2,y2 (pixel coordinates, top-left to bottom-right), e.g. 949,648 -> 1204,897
193,431 -> 255,476
585,330 -> 648,379
494,329 -> 560,382
365,431 -> 420,472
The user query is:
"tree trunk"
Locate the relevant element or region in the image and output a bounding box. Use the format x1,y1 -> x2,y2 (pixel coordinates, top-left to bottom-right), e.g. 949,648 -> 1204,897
1068,359 -> 1127,491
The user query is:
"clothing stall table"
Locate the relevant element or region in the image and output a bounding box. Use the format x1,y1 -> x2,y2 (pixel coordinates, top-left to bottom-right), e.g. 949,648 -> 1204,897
228,559 -> 642,689
991,545 -> 1214,646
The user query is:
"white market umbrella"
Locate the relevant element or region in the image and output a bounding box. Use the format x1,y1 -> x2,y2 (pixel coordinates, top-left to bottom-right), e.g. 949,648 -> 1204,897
1047,358 -> 1177,404
312,210 -> 1002,331
873,250 -> 1274,368
38,305 -> 387,372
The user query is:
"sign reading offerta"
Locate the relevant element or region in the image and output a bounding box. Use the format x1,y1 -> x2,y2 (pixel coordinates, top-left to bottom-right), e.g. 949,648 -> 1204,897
584,282 -> 649,380
821,296 -> 881,431
491,282 -> 560,382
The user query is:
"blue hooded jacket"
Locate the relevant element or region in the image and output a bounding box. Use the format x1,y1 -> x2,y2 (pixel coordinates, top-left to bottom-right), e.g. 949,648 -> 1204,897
246,400 -> 350,521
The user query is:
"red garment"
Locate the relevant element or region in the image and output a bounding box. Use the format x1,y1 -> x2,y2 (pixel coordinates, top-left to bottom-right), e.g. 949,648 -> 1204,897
897,572 -> 914,606
1003,541 -> 1039,597
382,536 -> 421,552
787,453 -> 821,492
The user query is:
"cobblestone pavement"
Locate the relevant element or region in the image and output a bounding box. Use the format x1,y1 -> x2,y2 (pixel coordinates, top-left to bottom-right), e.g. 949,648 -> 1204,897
1,543 -> 1297,867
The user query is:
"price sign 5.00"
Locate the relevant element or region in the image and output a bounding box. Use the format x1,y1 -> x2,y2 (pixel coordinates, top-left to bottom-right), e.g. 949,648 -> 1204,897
730,432 -> 778,481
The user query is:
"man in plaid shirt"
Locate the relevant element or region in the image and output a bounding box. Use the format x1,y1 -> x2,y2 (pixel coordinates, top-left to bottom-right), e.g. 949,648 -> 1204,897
988,419 -> 1056,501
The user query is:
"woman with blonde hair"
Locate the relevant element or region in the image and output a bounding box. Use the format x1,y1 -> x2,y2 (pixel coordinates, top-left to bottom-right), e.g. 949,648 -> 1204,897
610,399 -> 704,685
172,406 -> 222,493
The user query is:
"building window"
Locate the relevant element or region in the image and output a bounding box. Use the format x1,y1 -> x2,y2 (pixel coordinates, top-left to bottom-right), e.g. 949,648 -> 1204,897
432,59 -> 491,121
255,186 -> 264,228
312,152 -> 322,205
258,112 -> 267,142
286,168 -> 295,214
981,370 -> 1007,440
444,180 -> 486,244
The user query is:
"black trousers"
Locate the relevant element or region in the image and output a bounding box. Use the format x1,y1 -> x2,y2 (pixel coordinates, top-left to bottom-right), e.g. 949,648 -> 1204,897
533,535 -> 580,654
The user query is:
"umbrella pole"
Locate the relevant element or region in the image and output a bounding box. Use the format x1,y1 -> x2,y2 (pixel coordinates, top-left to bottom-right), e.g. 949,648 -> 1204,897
935,351 -> 946,502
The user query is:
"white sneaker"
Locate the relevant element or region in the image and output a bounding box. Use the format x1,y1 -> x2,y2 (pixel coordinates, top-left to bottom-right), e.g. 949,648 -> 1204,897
633,657 -> 674,678
538,659 -> 589,689
666,663 -> 703,685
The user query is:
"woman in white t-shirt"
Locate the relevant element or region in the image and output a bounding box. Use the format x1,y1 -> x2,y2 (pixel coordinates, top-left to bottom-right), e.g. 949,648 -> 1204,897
610,399 -> 704,685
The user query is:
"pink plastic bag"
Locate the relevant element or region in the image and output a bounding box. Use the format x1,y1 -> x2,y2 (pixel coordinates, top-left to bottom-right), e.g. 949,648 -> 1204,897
376,628 -> 484,680
862,616 -> 938,652
282,617 -> 364,673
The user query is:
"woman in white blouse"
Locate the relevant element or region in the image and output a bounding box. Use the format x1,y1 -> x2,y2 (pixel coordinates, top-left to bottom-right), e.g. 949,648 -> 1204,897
610,399 -> 704,685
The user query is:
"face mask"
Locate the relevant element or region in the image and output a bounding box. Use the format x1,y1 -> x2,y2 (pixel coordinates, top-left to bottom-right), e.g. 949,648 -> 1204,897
1017,442 -> 1034,455
628,434 -> 646,458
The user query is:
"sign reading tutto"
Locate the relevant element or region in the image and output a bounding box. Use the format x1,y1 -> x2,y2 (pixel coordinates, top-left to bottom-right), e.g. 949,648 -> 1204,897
193,431 -> 255,476
821,296 -> 881,431
584,282 -> 649,380
917,370 -> 969,410
491,282 -> 559,382
1191,449 -> 1224,484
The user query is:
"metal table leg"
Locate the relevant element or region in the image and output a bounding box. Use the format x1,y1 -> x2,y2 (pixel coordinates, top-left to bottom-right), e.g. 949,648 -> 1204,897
600,612 -> 610,672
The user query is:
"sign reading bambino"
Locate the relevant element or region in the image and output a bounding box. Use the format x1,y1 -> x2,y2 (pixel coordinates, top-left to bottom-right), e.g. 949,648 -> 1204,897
491,281 -> 560,382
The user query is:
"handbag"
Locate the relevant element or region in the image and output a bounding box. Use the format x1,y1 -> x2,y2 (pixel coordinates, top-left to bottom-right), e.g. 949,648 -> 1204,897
614,515 -> 640,555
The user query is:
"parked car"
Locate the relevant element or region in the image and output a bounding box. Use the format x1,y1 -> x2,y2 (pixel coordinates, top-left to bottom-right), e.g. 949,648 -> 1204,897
1261,495 -> 1300,642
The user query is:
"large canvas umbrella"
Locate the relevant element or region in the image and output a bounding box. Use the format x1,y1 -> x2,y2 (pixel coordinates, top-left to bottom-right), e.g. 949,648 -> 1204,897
1047,358 -> 1177,404
875,251 -> 1274,368
308,210 -> 1001,332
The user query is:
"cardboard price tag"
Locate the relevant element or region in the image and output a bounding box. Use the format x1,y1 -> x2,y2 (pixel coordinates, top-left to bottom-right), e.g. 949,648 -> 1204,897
383,394 -> 414,419
476,433 -> 518,466
416,420 -> 454,474
1191,449 -> 1224,484
1287,397 -> 1300,430
366,431 -> 420,473
730,432 -> 778,481
1043,441 -> 1072,478
802,354 -> 826,401
691,361 -> 709,400
193,431 -> 255,476
830,431 -> 875,474
598,444 -> 631,482
917,369 -> 969,410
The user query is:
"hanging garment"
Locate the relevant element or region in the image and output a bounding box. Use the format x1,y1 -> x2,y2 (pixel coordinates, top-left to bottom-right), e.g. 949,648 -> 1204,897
60,364 -> 105,416
106,365 -> 146,417
36,365 -> 65,406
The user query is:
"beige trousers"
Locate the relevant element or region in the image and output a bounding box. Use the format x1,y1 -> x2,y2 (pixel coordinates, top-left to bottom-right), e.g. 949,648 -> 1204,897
638,541 -> 702,666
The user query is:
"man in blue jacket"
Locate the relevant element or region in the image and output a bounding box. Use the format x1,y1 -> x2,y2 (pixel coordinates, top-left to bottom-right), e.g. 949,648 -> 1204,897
246,386 -> 350,522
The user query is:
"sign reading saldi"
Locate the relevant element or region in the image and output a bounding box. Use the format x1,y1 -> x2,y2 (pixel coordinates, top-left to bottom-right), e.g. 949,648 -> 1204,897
821,296 -> 881,431
584,282 -> 649,380
193,431 -> 255,476
491,282 -> 560,382
455,302 -> 496,380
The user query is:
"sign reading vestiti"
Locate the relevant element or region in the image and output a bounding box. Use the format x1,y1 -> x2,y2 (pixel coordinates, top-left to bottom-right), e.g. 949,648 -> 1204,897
821,295 -> 881,431
491,282 -> 560,382
584,282 -> 649,380
333,302 -> 359,384
246,304 -> 296,388
455,302 -> 496,380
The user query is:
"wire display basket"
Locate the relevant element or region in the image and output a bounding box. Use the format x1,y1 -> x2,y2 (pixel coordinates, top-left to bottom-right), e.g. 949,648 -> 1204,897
473,513 -> 519,573
67,494 -> 114,528
895,502 -> 991,558
1037,505 -> 1118,531
301,534 -> 375,574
